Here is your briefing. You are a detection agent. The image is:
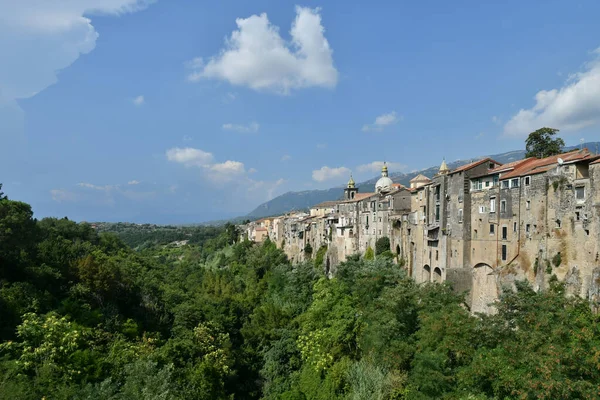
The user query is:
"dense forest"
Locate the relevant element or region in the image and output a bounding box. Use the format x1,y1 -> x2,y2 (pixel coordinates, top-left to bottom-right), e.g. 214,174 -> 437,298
1,188 -> 600,399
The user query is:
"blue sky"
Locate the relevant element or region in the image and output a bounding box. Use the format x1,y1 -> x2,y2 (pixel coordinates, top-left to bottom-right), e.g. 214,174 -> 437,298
1,0 -> 600,223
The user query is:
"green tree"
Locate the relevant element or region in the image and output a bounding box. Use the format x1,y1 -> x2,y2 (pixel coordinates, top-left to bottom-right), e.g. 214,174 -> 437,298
525,127 -> 565,158
364,247 -> 374,261
0,183 -> 6,200
375,237 -> 390,255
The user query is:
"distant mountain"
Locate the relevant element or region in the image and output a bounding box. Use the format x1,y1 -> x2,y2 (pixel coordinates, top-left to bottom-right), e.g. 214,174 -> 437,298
246,142 -> 600,219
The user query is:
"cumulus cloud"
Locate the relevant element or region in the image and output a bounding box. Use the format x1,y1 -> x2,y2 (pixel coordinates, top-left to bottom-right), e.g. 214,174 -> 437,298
504,48 -> 600,136
78,182 -> 114,191
128,180 -> 140,185
187,6 -> 338,94
222,122 -> 260,133
0,0 -> 155,134
207,160 -> 246,181
356,161 -> 406,173
281,154 -> 292,161
166,147 -> 214,167
312,166 -> 350,182
132,95 -> 145,106
362,111 -> 401,132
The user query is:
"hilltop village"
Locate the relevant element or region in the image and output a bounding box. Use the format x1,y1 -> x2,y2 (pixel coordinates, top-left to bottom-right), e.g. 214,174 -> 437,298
242,149 -> 600,313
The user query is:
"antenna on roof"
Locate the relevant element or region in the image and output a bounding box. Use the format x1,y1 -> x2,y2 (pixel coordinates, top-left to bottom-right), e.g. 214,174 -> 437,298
580,138 -> 584,151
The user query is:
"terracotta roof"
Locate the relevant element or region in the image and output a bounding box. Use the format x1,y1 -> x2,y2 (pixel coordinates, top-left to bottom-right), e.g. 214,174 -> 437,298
312,200 -> 341,208
450,158 -> 501,175
410,174 -> 431,182
341,192 -> 375,203
392,183 -> 404,188
500,149 -> 593,180
591,158 -> 600,165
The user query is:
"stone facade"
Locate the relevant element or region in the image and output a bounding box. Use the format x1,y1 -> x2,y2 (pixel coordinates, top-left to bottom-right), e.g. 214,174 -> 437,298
242,150 -> 600,312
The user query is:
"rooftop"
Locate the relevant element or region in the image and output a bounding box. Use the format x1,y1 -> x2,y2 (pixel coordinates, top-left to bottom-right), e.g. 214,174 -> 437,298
500,149 -> 594,180
450,157 -> 501,175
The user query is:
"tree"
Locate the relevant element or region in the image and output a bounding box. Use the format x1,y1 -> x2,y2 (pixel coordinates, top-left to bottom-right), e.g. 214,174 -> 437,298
525,127 -> 565,158
364,247 -> 375,261
375,237 -> 391,255
0,183 -> 6,200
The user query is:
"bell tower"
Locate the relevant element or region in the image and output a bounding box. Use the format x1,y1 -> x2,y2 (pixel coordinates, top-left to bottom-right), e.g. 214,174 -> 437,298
344,174 -> 358,200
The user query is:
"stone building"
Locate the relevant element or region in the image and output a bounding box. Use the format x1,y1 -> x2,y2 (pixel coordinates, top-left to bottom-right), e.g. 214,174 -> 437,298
242,149 -> 600,313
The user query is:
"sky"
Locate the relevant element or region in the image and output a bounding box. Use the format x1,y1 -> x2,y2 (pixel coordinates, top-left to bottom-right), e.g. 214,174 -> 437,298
2,0 -> 600,223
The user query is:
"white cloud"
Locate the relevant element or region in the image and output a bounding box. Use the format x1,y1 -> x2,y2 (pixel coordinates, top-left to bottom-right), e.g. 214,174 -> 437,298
0,0 -> 154,134
504,48 -> 600,136
187,6 -> 338,94
166,147 -> 214,167
132,95 -> 145,106
356,161 -> 406,173
222,122 -> 260,133
362,111 -> 401,132
281,154 -> 292,161
491,116 -> 500,124
248,168 -> 257,174
128,180 -> 140,185
208,160 -> 246,176
50,189 -> 79,203
182,135 -> 193,142
78,182 -> 114,191
312,166 -> 350,182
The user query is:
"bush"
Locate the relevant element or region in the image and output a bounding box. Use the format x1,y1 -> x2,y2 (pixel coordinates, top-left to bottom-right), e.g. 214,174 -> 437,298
364,247 -> 375,261
552,252 -> 562,267
304,243 -> 313,258
314,245 -> 328,268
375,237 -> 390,255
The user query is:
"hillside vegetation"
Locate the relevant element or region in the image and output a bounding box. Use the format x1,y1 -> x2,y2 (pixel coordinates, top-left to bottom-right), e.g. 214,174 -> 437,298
1,193 -> 599,399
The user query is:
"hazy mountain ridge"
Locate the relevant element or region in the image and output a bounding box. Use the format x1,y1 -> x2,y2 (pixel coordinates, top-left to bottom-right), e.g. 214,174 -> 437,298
246,143 -> 599,219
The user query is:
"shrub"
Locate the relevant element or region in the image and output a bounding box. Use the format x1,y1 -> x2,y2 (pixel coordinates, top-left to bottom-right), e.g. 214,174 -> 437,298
364,247 -> 375,261
375,237 -> 390,255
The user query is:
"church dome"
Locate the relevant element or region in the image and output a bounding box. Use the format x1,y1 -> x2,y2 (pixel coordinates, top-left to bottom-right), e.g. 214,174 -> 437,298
375,162 -> 394,193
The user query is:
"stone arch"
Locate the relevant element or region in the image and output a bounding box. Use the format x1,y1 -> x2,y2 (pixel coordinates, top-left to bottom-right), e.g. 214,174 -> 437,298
423,265 -> 431,283
471,263 -> 498,314
433,267 -> 442,283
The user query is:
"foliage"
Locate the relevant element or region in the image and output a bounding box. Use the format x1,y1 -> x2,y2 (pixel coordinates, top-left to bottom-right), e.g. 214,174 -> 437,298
375,237 -> 390,255
1,186 -> 599,399
364,246 -> 374,260
525,127 -> 565,158
314,245 -> 328,269
552,252 -> 562,267
304,243 -> 313,258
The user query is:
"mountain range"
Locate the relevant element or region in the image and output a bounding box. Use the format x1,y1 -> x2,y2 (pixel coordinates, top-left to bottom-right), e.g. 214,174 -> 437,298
246,142 -> 600,219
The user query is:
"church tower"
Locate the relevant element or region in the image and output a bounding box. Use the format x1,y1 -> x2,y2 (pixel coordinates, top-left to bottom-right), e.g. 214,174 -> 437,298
439,158 -> 450,175
344,174 -> 358,200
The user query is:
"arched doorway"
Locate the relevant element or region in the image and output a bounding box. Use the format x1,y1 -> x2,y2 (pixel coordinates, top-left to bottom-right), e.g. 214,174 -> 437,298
433,267 -> 442,283
423,265 -> 431,283
471,263 -> 498,314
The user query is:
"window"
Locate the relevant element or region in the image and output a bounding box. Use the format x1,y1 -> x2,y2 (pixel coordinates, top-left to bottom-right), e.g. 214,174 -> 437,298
511,178 -> 520,188
526,200 -> 531,210
477,180 -> 483,190
493,176 -> 499,186
526,224 -> 531,234
435,204 -> 440,222
513,222 -> 517,232
502,226 -> 507,240
419,192 -> 423,200
524,176 -> 531,186
502,180 -> 509,189
501,245 -> 507,261
556,219 -> 561,228
490,224 -> 495,235
489,162 -> 495,169
436,250 -> 438,260
479,205 -> 486,213
490,197 -> 496,213
576,186 -> 585,200
486,181 -> 491,187
500,200 -> 507,213
458,209 -> 463,223
576,211 -> 581,221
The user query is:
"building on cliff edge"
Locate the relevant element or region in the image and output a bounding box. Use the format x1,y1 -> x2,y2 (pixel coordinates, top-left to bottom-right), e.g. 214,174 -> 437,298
241,150 -> 600,313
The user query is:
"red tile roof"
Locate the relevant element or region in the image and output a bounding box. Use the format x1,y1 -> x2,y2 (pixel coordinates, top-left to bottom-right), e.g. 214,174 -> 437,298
500,149 -> 593,180
450,158 -> 501,174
